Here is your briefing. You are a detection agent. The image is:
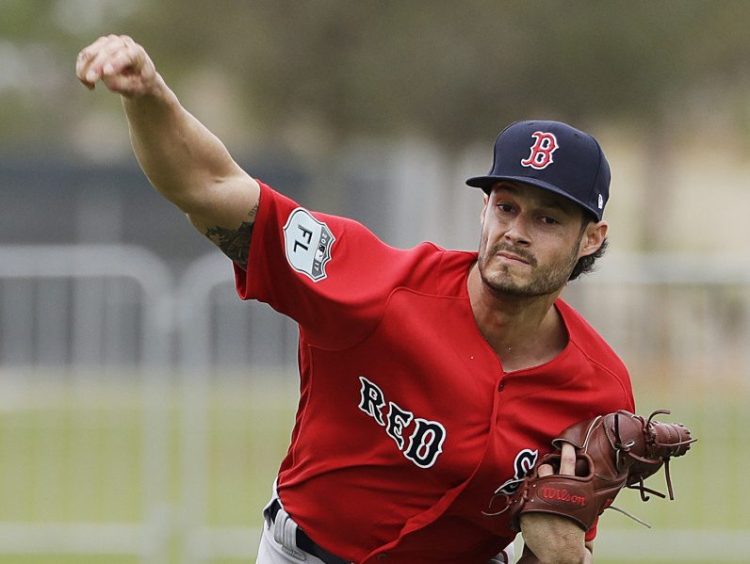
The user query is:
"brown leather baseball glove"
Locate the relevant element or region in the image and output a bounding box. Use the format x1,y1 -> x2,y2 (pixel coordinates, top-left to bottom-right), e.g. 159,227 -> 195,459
508,409 -> 695,532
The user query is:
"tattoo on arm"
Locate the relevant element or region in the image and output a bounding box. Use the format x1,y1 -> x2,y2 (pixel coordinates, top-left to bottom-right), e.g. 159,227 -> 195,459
204,202 -> 259,269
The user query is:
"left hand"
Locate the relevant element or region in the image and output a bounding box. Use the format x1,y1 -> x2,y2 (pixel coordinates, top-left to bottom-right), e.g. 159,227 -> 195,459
518,443 -> 591,564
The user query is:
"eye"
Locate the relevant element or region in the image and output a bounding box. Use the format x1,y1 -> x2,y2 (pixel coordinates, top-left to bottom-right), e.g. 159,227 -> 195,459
496,202 -> 515,213
540,215 -> 560,225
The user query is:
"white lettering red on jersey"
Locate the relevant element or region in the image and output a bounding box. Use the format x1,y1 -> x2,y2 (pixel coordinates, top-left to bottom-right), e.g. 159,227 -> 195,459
358,375 -> 447,468
234,181 -> 635,563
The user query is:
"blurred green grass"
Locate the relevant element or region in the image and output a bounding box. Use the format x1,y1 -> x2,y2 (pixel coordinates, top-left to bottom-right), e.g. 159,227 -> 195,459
0,375 -> 745,563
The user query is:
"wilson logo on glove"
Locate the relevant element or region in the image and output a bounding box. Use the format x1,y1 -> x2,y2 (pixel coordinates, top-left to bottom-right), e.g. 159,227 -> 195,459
540,487 -> 587,507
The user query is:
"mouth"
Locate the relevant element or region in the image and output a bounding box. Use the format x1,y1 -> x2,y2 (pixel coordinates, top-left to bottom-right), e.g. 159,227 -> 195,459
496,251 -> 530,265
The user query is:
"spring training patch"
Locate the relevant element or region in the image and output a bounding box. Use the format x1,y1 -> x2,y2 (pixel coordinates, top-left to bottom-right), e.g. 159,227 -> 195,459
283,208 -> 335,282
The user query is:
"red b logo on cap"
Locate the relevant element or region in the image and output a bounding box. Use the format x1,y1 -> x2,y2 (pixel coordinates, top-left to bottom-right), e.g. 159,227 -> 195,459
521,131 -> 558,170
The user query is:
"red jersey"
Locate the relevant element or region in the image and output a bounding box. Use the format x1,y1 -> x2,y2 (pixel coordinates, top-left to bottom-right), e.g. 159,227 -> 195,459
235,181 -> 635,563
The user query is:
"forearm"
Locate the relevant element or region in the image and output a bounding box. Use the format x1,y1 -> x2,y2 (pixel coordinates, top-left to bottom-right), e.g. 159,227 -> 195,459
123,77 -> 245,213
519,513 -> 589,564
78,35 -> 261,267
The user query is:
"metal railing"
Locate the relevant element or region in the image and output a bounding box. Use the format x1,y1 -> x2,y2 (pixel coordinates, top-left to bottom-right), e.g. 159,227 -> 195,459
0,245 -> 748,563
0,245 -> 174,562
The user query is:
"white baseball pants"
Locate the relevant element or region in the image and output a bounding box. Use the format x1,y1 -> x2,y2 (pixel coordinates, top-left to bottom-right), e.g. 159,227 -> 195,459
255,487 -> 515,563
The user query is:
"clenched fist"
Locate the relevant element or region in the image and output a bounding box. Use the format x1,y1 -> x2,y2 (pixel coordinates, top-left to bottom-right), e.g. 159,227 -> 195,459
75,34 -> 161,98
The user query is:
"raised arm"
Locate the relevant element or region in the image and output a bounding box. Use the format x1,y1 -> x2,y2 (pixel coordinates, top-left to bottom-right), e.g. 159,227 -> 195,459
75,35 -> 261,268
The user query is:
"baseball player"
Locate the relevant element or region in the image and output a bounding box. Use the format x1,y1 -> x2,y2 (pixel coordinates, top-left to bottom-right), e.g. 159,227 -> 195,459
77,36 -> 634,564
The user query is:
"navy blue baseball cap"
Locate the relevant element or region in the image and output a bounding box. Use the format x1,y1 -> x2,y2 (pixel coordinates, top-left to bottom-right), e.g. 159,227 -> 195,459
466,120 -> 610,221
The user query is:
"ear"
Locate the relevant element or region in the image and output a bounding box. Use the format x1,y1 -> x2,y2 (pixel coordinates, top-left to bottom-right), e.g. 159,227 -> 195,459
578,220 -> 608,258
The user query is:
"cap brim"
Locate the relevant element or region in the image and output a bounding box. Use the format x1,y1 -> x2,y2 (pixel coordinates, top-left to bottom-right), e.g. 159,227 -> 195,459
465,174 -> 601,220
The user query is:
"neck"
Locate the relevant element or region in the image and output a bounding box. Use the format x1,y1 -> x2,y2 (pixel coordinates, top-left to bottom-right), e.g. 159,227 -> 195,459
467,263 -> 567,372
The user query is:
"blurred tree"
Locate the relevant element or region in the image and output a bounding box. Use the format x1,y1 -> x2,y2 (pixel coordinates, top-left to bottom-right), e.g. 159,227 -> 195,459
116,0 -> 750,145
2,0 -> 749,145
2,0 -> 750,247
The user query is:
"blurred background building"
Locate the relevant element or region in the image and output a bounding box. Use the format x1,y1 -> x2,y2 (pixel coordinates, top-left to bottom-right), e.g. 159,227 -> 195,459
1,1 -> 749,563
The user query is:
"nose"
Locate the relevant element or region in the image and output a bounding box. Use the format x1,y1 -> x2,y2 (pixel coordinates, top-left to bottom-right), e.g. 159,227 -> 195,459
503,215 -> 531,246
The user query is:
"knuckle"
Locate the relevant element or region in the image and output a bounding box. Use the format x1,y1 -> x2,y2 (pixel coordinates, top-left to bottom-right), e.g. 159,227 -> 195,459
124,43 -> 139,57
116,52 -> 129,66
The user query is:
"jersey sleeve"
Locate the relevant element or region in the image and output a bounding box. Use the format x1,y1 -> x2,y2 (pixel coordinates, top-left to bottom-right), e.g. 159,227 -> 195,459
233,181 -> 440,349
585,519 -> 598,542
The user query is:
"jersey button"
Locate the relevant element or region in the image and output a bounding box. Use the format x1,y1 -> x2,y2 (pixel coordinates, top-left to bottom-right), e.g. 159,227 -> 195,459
376,553 -> 389,560
497,381 -> 505,391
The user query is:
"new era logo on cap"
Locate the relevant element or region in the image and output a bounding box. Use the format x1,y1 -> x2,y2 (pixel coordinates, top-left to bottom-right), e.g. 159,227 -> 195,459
465,120 -> 611,221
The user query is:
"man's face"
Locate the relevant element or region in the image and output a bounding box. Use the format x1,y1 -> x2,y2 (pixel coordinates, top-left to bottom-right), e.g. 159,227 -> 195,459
477,181 -> 592,298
